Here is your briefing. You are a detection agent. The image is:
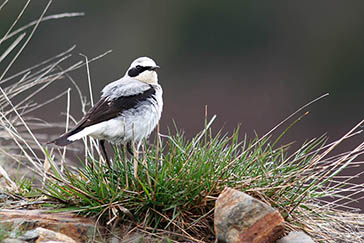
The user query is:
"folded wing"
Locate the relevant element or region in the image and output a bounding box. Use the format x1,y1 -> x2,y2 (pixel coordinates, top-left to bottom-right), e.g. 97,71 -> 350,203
49,85 -> 156,146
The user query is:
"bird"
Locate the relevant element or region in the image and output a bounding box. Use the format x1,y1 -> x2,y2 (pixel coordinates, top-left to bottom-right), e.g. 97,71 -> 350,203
48,57 -> 163,167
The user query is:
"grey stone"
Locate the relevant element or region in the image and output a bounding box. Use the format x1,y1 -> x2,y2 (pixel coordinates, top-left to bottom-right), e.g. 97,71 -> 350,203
3,239 -> 27,243
0,193 -> 8,200
38,241 -> 67,243
9,230 -> 17,239
277,231 -> 315,243
19,229 -> 39,241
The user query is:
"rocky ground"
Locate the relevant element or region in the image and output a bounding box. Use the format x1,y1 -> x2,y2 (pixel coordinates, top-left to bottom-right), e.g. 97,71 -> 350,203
0,187 -> 314,243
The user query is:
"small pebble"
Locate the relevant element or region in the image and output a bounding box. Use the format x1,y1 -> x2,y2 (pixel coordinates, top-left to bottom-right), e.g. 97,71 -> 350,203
277,231 -> 314,243
3,239 -> 27,243
18,229 -> 39,241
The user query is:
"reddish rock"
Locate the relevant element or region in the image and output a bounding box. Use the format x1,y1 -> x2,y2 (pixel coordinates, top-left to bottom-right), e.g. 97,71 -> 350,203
0,209 -> 96,242
214,187 -> 284,243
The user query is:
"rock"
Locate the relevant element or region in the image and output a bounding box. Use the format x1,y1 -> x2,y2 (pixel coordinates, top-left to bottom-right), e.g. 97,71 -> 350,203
9,230 -> 18,239
0,209 -> 97,242
3,239 -> 27,243
277,231 -> 314,243
214,187 -> 284,243
0,193 -> 9,201
34,227 -> 76,243
18,229 -> 40,241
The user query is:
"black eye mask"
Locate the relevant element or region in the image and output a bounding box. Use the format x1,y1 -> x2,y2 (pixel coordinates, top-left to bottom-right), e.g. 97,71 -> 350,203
128,65 -> 154,77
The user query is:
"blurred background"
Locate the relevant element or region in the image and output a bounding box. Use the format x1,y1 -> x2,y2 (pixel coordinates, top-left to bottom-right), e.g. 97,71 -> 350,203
1,1 -> 364,207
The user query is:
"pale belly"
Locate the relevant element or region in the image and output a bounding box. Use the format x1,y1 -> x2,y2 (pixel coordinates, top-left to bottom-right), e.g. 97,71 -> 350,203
88,104 -> 161,145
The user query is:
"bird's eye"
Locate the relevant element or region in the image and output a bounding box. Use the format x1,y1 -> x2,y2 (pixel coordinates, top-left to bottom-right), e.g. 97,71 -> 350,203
136,65 -> 142,70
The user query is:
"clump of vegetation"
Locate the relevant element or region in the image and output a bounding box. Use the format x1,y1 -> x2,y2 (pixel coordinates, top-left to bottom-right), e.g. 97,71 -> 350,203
1,1 -> 364,243
41,116 -> 364,242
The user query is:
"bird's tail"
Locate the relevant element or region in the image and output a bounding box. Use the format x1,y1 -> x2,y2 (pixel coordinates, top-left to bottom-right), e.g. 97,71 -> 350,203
47,131 -> 75,146
47,125 -> 92,146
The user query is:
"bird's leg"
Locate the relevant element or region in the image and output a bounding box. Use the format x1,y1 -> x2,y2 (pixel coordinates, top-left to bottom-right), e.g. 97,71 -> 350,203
100,139 -> 111,168
126,141 -> 142,157
126,142 -> 133,155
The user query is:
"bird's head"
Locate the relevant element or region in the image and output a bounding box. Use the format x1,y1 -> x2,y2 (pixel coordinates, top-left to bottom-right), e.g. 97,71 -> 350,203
126,57 -> 160,84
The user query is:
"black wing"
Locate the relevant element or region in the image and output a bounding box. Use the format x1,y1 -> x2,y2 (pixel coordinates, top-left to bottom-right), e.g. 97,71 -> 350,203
49,86 -> 156,146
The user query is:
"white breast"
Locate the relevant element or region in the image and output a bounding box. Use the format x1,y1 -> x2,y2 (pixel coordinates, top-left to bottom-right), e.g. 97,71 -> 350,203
84,84 -> 163,146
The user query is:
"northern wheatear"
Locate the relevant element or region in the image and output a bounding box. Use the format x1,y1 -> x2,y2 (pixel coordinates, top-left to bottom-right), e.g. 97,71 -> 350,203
49,57 -> 163,166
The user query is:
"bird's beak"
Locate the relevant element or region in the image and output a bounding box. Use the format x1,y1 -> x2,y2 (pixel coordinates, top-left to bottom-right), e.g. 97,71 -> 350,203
149,65 -> 160,71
